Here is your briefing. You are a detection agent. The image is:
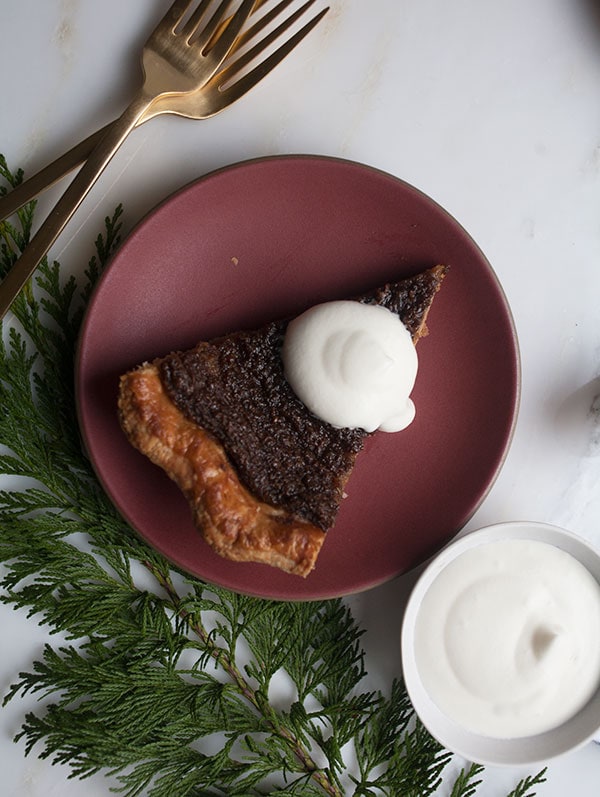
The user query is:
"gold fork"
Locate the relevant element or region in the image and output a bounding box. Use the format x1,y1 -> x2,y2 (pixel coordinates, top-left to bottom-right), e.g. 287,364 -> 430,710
0,0 -> 328,320
0,0 -> 325,221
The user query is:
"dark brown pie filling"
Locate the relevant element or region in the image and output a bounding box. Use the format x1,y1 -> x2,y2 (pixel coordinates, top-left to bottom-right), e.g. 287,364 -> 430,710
157,266 -> 447,530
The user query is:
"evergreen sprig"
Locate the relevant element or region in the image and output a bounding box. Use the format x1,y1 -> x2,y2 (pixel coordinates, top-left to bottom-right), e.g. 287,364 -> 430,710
506,770 -> 549,797
0,154 -> 547,796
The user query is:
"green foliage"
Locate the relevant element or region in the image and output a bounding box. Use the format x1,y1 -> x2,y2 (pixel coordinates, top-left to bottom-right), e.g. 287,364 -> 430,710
506,769 -> 548,797
0,155 -> 547,796
447,764 -> 484,797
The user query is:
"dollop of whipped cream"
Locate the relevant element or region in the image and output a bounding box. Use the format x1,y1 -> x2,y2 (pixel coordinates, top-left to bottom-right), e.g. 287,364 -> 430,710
414,539 -> 600,738
281,300 -> 418,432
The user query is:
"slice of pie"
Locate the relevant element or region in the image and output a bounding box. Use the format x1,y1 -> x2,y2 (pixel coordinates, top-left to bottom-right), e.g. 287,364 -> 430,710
118,265 -> 447,577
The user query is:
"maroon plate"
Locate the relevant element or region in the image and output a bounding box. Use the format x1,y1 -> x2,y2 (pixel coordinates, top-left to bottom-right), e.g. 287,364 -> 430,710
76,155 -> 519,600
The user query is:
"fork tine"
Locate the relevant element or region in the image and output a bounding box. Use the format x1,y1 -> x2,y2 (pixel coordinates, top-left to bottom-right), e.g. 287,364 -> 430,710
177,0 -> 213,38
229,0 -> 301,54
204,0 -> 268,54
215,1 -> 326,92
197,0 -> 257,60
152,0 -> 195,33
182,0 -> 231,42
206,0 -> 329,116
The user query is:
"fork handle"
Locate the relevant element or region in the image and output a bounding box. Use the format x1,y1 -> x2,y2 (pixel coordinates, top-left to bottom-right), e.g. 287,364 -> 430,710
0,124 -> 112,221
0,91 -> 154,320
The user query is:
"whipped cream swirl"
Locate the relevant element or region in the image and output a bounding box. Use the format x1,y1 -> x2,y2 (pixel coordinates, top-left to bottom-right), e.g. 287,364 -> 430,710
414,539 -> 600,738
282,300 -> 418,432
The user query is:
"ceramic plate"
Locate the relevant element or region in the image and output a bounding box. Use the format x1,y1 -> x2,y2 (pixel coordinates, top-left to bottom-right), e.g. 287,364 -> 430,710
76,155 -> 519,600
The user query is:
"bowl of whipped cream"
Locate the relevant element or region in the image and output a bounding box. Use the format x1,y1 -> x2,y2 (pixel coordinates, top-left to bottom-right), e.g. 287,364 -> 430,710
401,521 -> 600,766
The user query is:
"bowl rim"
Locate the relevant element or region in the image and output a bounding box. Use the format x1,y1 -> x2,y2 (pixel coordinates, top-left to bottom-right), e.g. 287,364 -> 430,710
401,520 -> 600,767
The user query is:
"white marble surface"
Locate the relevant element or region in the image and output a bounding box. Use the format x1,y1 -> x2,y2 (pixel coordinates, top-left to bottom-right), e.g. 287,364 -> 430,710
2,0 -> 600,794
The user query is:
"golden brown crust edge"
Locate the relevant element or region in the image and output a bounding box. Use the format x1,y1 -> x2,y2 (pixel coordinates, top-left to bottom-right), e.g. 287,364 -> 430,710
118,365 -> 325,578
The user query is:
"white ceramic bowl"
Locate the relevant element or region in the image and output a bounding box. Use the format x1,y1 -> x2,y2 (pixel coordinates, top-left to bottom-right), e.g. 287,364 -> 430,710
401,521 -> 600,766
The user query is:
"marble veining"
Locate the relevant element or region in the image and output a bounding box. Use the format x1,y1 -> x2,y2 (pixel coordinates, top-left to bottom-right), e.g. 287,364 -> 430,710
53,0 -> 80,77
2,1 -> 600,794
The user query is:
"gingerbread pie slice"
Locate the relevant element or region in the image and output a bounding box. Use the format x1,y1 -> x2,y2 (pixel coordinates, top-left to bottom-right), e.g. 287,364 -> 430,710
118,265 -> 447,577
